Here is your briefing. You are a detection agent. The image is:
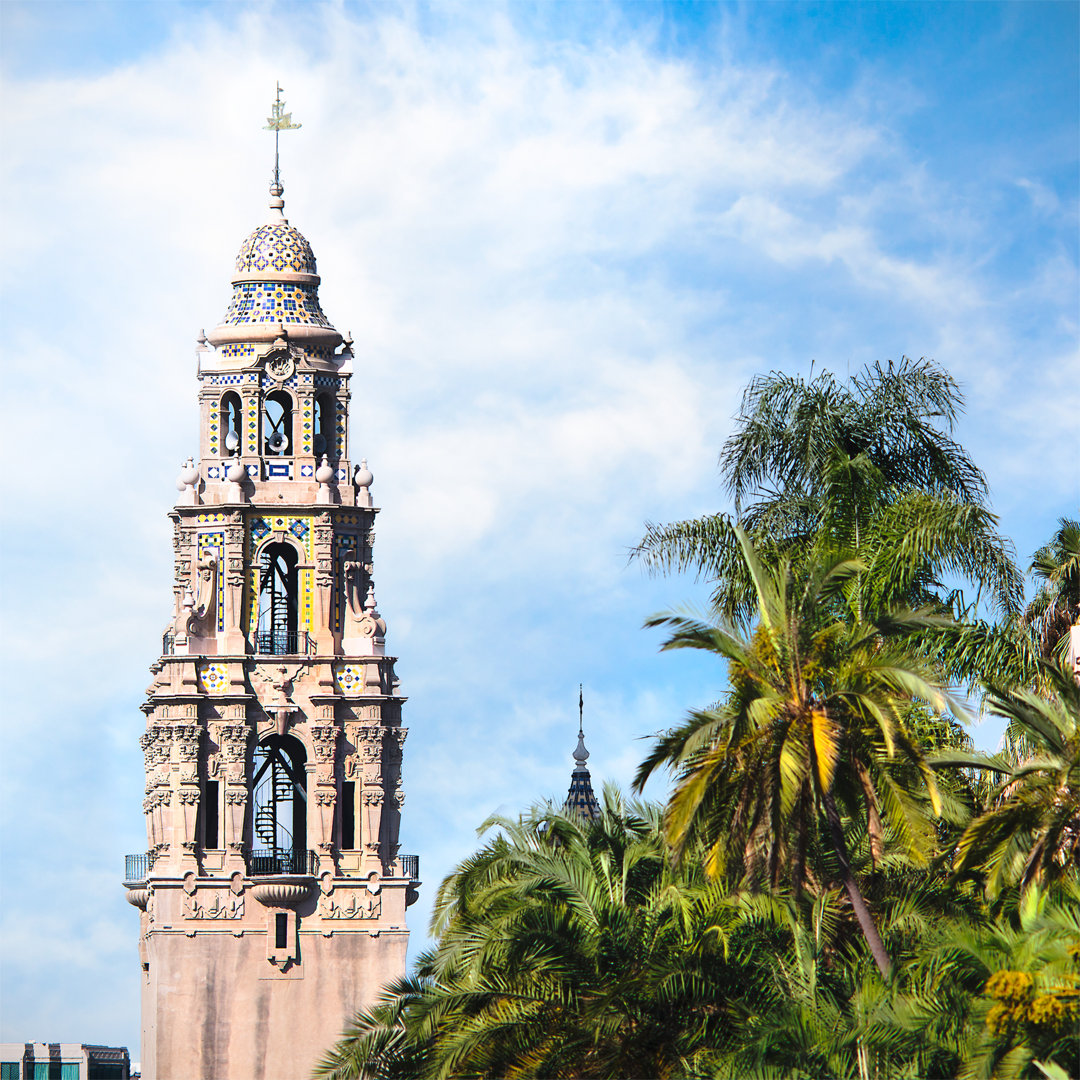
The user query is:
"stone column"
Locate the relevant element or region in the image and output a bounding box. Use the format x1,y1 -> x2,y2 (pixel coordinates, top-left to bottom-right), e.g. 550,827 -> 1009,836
222,515 -> 247,653
310,723 -> 338,874
217,720 -> 249,874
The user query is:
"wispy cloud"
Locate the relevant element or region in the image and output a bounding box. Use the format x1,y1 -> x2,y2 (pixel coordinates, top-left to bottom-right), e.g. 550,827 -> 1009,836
1,0 -> 1076,1053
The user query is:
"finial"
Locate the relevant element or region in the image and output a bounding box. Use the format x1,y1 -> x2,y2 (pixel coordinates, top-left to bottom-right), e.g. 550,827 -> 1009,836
264,82 -> 301,219
315,454 -> 335,485
176,457 -> 199,492
573,684 -> 589,766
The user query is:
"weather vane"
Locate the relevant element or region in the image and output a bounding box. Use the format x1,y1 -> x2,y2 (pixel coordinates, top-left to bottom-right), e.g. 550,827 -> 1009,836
264,82 -> 302,190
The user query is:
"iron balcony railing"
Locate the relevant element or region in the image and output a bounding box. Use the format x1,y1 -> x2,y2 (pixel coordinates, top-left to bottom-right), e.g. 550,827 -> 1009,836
249,848 -> 318,877
123,852 -> 158,884
162,630 -> 175,656
254,630 -> 315,656
399,854 -> 420,881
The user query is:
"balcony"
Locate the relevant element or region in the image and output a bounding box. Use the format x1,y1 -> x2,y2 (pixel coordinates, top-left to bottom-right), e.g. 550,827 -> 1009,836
249,848 -> 318,876
399,854 -> 420,881
123,852 -> 158,885
253,630 -> 315,656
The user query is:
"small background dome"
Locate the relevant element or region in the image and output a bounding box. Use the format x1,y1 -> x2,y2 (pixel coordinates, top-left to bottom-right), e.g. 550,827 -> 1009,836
235,223 -> 318,276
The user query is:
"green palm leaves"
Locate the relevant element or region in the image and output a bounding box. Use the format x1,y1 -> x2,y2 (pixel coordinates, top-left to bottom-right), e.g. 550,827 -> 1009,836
315,793 -> 745,1080
936,664 -> 1080,896
313,358 -> 1076,1079
1024,517 -> 1080,662
636,526 -> 959,979
633,358 -> 1022,629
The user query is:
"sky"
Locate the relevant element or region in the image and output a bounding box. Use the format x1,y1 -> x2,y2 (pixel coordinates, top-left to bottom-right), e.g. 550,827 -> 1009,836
1,0 -> 1077,1061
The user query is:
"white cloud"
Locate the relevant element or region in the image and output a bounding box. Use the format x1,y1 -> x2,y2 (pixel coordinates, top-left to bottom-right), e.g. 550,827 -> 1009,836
1,0 -> 1076,1054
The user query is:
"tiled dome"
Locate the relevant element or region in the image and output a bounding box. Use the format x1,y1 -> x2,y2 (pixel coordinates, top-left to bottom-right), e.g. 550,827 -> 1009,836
205,188 -> 342,350
219,281 -> 333,328
234,222 -> 318,276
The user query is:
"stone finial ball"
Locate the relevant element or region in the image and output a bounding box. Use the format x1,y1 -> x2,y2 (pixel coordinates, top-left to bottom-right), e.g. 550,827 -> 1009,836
315,455 -> 336,485
227,460 -> 246,484
354,458 -> 373,488
178,458 -> 199,489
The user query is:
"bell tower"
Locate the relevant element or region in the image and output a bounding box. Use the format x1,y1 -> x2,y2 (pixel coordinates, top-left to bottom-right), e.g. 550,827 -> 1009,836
124,91 -> 417,1080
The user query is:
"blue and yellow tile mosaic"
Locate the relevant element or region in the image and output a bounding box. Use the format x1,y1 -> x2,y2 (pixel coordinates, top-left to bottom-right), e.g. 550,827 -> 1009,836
215,346 -> 257,363
335,665 -> 364,694
260,372 -> 299,391
246,400 -> 258,455
221,282 -> 332,328
235,223 -> 318,276
198,662 -> 229,695
301,567 -> 313,631
197,531 -> 226,631
208,402 -> 219,456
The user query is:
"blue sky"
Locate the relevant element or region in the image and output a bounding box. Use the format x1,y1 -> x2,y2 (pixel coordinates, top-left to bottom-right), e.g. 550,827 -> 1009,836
1,0 -> 1077,1062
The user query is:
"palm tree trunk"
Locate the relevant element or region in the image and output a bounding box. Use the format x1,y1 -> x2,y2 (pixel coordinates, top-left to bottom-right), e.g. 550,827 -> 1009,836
821,786 -> 893,980
855,759 -> 884,870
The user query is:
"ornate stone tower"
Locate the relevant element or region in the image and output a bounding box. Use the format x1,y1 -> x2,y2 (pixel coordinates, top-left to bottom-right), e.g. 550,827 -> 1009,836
124,95 -> 416,1080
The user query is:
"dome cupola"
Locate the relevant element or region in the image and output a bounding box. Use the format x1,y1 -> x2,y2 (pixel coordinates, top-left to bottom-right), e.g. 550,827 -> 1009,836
206,181 -> 342,351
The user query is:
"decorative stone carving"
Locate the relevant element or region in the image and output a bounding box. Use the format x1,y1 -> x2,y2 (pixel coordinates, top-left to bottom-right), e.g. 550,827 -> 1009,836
254,664 -> 298,736
358,726 -> 382,763
252,879 -> 313,908
182,872 -> 245,920
318,873 -> 381,921
363,788 -> 384,854
310,724 -> 337,764
343,560 -> 365,617
194,555 -> 217,627
224,787 -> 246,852
217,722 -> 249,782
126,888 -> 149,911
173,724 -> 201,762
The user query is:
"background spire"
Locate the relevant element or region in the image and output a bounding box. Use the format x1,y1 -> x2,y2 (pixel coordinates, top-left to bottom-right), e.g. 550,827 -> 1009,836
573,683 -> 589,765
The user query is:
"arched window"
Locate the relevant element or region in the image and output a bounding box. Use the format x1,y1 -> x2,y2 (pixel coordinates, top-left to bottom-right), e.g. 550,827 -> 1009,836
313,393 -> 335,458
251,735 -> 307,874
263,390 -> 293,456
256,542 -> 298,654
220,392 -> 242,456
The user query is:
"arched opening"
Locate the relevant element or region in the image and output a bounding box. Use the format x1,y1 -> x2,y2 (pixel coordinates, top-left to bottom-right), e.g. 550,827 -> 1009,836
313,392 -> 334,458
251,735 -> 307,874
220,392 -> 242,456
256,541 -> 298,654
263,390 -> 293,456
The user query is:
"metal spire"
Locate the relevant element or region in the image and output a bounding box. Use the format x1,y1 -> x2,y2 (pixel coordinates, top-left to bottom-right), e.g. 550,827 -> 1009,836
566,683 -> 599,820
573,683 -> 589,766
264,82 -> 302,195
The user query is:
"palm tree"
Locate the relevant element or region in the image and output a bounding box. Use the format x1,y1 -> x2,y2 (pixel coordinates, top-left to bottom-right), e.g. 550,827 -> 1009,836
635,528 -> 962,980
934,663 -> 1080,896
314,791 -> 749,1080
1024,517 -> 1080,663
894,881 -> 1080,1080
633,359 -> 1022,654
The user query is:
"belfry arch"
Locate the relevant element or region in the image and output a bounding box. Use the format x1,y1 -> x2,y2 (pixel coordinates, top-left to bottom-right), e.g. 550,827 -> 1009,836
250,734 -> 308,874
255,539 -> 300,655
